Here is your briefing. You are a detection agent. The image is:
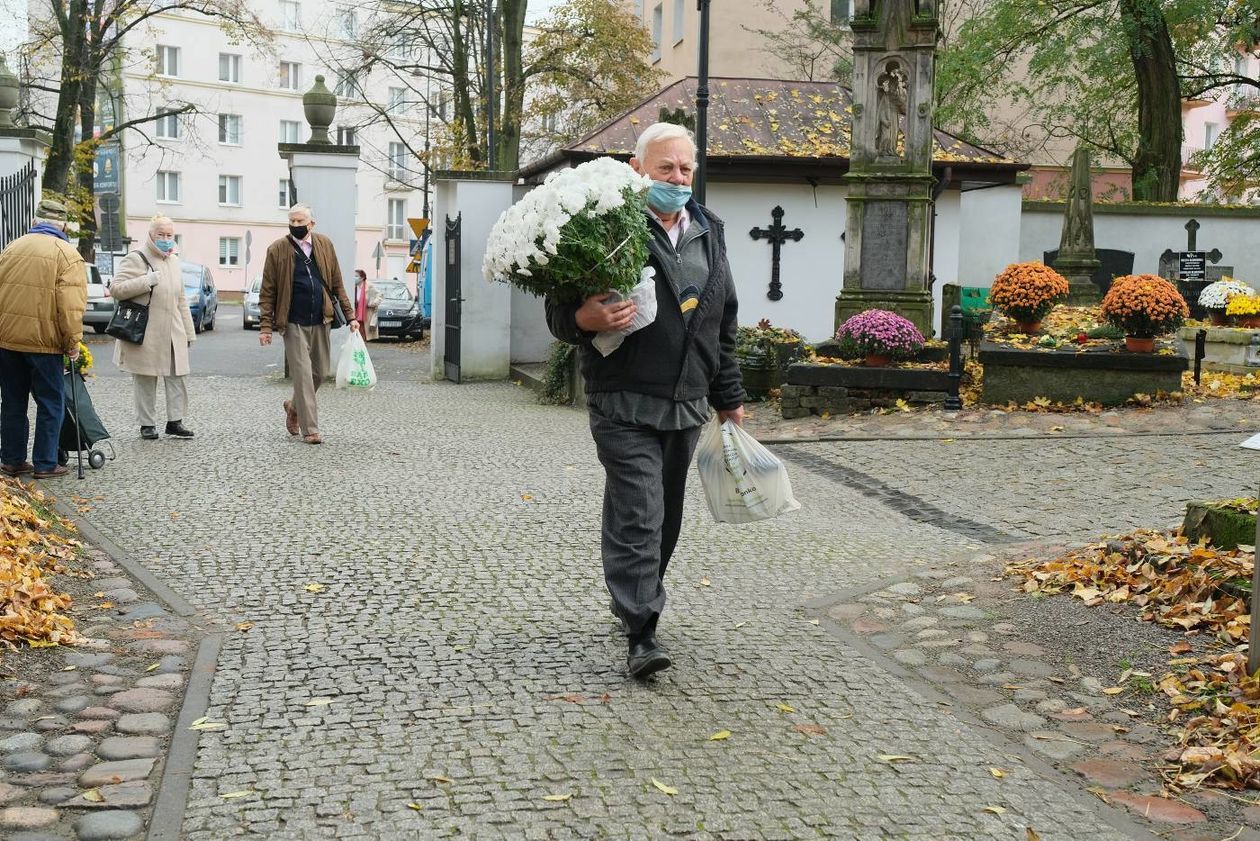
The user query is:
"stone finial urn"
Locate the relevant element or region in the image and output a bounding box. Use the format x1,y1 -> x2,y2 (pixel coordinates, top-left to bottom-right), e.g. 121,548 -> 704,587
302,74 -> 336,144
0,55 -> 19,129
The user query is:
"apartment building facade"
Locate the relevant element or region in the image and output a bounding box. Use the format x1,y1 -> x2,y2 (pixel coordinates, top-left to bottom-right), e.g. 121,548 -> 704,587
111,1 -> 427,291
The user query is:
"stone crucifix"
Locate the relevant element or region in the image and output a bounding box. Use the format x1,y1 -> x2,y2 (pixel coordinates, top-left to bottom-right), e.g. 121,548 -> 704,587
749,205 -> 804,301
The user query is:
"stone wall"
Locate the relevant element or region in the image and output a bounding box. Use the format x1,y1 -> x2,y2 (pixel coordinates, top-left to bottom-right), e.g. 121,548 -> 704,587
780,384 -> 946,418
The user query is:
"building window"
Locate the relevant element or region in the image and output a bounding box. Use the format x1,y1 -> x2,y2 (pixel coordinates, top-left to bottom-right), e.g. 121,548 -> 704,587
218,114 -> 242,145
156,171 -> 180,203
386,37 -> 413,60
337,126 -> 356,146
218,174 -> 242,205
1205,122 -> 1220,150
218,53 -> 241,83
387,86 -> 406,114
155,108 -> 180,139
279,61 -> 302,91
650,5 -> 662,62
388,142 -> 407,181
387,198 -> 405,240
219,237 -> 241,267
337,9 -> 357,38
335,70 -> 362,99
278,178 -> 296,208
279,120 -> 301,143
156,45 -> 180,77
830,0 -> 851,22
279,0 -> 300,32
673,0 -> 684,44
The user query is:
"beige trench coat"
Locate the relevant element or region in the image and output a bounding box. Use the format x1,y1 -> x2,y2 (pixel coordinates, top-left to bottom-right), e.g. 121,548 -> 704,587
110,241 -> 196,376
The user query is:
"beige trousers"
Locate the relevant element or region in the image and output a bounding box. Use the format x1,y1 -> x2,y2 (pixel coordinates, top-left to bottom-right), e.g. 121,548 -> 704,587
283,323 -> 330,435
133,374 -> 189,427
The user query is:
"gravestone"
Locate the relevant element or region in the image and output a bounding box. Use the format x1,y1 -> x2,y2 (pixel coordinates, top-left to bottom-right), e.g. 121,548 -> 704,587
1043,248 -> 1134,296
835,0 -> 937,336
1051,144 -> 1101,304
1158,219 -> 1225,319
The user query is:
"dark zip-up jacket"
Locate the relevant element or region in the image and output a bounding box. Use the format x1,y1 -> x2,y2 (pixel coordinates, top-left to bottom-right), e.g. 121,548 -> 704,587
259,233 -> 354,334
545,201 -> 745,411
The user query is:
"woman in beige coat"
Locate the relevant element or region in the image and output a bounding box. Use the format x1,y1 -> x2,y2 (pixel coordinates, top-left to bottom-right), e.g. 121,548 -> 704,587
110,216 -> 196,440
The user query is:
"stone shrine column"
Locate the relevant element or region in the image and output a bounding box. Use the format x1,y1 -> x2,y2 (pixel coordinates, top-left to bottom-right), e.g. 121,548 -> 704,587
0,56 -> 48,193
280,75 -> 359,300
835,0 -> 938,336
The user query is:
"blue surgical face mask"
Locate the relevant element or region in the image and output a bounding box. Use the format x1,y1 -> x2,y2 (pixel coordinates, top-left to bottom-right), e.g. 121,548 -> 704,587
154,238 -> 175,254
647,180 -> 692,214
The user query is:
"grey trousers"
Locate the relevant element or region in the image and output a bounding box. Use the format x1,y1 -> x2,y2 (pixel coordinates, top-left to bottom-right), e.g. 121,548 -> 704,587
589,412 -> 703,636
133,374 -> 188,427
283,323 -> 330,435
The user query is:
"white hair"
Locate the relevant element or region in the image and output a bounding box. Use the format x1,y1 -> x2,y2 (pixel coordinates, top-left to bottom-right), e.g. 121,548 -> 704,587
149,215 -> 174,233
34,216 -> 66,230
633,122 -> 697,163
287,203 -> 314,221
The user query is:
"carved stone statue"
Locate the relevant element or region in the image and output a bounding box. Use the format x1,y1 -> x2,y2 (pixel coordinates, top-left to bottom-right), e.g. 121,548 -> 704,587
874,64 -> 907,159
1053,142 -> 1102,304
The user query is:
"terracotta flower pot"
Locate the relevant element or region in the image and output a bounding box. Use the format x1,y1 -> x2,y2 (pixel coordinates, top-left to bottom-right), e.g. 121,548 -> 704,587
1124,336 -> 1155,353
1014,320 -> 1042,334
864,353 -> 892,367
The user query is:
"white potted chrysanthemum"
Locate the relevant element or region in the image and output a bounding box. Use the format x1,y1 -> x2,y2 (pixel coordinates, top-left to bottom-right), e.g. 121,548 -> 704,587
1199,278 -> 1257,326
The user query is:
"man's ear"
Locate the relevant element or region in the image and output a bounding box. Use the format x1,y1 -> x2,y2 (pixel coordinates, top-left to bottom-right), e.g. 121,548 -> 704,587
629,157 -> 643,175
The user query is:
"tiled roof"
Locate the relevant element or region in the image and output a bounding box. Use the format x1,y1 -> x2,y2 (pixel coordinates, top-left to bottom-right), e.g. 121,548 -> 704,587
565,77 -> 1016,166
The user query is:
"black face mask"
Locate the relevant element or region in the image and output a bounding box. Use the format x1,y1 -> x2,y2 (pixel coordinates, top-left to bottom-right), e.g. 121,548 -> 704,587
289,225 -> 309,240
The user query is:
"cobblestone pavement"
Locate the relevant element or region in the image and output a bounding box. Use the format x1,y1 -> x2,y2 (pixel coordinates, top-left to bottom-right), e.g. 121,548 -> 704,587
31,339 -> 1240,837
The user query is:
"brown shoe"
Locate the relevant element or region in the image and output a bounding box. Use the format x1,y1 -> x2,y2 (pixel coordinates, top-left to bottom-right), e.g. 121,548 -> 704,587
302,433 -> 323,445
282,400 -> 299,436
33,465 -> 69,479
0,462 -> 33,477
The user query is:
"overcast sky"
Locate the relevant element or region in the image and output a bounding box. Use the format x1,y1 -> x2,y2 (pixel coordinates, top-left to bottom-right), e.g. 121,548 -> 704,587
526,0 -> 563,24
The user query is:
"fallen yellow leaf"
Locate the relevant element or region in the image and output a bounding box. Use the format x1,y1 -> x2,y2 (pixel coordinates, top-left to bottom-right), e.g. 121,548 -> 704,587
776,703 -> 796,713
708,730 -> 731,741
700,578 -> 711,586
304,583 -> 325,593
145,663 -> 160,672
1026,829 -> 1043,841
235,622 -> 254,632
406,802 -> 424,811
1102,687 -> 1125,695
879,754 -> 914,763
982,805 -> 1006,815
429,775 -> 452,784
305,698 -> 334,707
989,768 -> 1005,779
542,793 -> 572,801
650,778 -> 678,796
219,790 -> 253,799
82,788 -> 103,802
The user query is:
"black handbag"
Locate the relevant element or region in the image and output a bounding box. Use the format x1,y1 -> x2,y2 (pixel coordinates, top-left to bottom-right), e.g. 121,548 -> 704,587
292,242 -> 349,329
104,251 -> 156,344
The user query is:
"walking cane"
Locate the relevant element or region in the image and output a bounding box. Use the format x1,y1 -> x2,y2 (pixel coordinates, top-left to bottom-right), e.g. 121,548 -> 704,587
67,364 -> 85,480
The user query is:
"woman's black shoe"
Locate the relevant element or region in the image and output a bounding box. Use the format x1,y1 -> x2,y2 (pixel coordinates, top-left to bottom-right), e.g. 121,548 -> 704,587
165,421 -> 194,438
140,426 -> 158,440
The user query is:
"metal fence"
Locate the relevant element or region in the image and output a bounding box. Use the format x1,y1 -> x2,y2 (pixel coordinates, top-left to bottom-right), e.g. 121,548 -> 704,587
0,162 -> 37,252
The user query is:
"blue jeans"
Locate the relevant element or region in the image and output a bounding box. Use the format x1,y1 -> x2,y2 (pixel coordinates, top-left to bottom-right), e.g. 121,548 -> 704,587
0,349 -> 64,472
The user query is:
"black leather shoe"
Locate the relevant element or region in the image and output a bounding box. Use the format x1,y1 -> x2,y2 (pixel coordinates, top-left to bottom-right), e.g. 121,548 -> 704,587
165,421 -> 194,438
627,635 -> 671,679
140,426 -> 158,440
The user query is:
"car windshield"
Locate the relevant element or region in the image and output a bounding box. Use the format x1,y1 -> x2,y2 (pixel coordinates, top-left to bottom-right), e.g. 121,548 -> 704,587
249,278 -> 262,293
376,283 -> 411,302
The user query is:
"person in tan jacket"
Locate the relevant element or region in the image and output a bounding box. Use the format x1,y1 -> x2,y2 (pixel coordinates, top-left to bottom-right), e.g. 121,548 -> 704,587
259,204 -> 358,444
0,198 -> 86,479
109,216 -> 196,440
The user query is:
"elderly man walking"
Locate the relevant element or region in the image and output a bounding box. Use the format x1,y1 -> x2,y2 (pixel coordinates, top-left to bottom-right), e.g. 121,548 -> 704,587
0,198 -> 86,479
545,123 -> 745,678
259,204 -> 357,444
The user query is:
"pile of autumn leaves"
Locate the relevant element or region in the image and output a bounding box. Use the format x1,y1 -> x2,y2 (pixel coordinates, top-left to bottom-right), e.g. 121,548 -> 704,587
1007,528 -> 1260,791
0,477 -> 80,651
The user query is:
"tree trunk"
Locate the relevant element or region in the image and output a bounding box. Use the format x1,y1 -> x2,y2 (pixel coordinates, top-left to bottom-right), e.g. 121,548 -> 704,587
1119,0 -> 1182,201
43,0 -> 90,196
496,0 -> 526,171
76,76 -> 98,261
450,0 -> 482,166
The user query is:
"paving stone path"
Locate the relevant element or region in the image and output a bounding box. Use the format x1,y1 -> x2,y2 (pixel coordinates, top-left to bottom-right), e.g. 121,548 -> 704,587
19,343 -> 1254,839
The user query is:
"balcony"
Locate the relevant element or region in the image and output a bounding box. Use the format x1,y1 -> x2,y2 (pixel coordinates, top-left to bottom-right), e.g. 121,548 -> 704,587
1180,145 -> 1204,178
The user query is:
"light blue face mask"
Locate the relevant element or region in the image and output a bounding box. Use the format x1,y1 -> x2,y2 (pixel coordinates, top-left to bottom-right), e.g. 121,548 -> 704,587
647,180 -> 692,214
154,238 -> 175,254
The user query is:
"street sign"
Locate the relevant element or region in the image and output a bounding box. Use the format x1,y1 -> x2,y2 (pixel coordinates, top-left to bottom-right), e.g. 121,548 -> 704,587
408,217 -> 429,238
372,240 -> 384,273
1179,251 -> 1207,281
95,251 -> 115,276
97,193 -> 121,253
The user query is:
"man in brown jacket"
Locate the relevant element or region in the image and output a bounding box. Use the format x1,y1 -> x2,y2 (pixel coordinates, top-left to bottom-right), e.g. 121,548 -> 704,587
0,198 -> 86,478
258,204 -> 358,444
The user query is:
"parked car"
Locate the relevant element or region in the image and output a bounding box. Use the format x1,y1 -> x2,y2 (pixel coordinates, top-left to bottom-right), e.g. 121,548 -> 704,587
81,264 -> 114,333
181,262 -> 218,333
371,279 -> 426,340
242,275 -> 262,330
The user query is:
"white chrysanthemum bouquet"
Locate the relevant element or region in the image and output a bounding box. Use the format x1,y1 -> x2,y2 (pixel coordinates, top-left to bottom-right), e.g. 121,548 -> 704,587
1198,277 -> 1256,311
484,157 -> 658,355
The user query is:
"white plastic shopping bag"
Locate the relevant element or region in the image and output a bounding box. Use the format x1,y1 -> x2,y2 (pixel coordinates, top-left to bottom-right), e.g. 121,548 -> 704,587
592,266 -> 659,357
335,331 -> 377,390
696,418 -> 801,524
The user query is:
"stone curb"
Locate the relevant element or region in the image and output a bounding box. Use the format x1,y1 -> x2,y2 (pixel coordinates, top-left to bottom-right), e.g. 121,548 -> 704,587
758,428 -> 1248,445
810,559 -> 1163,841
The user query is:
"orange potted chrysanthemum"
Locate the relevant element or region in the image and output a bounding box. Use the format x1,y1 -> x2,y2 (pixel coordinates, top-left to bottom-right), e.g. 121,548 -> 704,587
1100,274 -> 1188,352
988,262 -> 1071,334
